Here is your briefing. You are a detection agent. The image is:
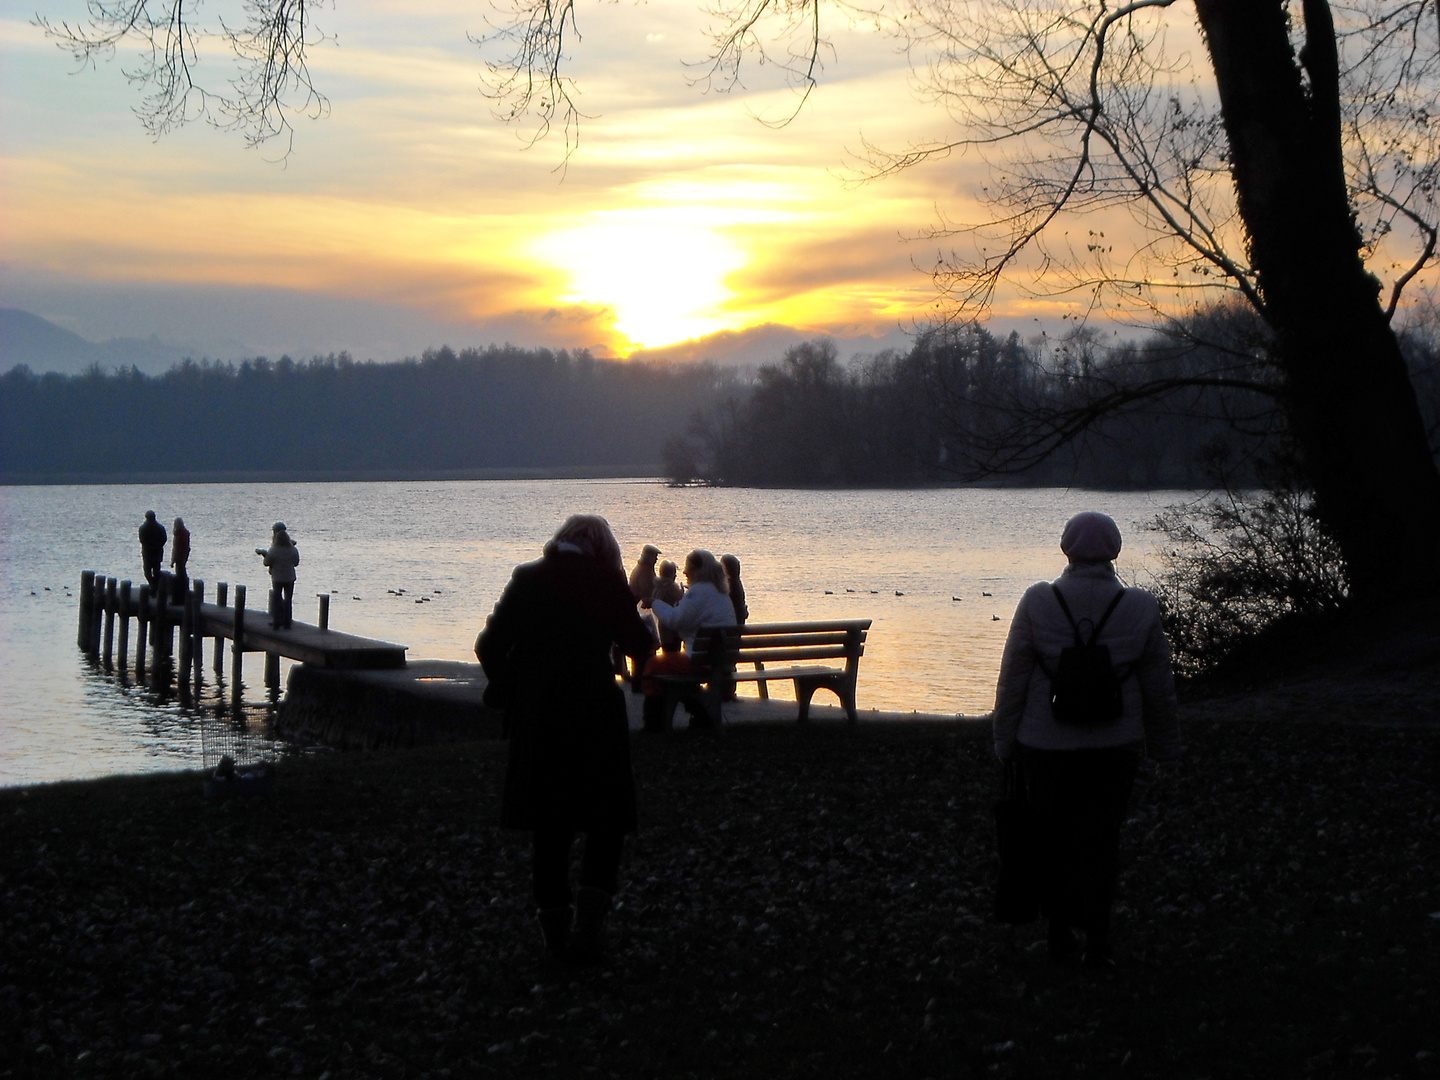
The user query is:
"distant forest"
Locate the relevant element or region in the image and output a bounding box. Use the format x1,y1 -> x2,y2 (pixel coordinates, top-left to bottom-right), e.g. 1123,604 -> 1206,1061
0,346 -> 728,480
5,309 -> 1438,486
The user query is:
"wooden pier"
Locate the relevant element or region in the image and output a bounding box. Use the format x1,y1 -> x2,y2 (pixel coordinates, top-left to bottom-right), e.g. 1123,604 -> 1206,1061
76,569 -> 406,707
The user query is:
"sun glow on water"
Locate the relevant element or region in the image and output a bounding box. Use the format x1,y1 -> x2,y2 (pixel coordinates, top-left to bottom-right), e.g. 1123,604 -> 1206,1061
532,211 -> 749,349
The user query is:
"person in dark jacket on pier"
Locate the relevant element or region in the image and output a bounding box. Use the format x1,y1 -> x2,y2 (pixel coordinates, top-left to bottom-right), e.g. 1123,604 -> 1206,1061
477,514 -> 654,965
138,510 -> 166,587
170,517 -> 191,599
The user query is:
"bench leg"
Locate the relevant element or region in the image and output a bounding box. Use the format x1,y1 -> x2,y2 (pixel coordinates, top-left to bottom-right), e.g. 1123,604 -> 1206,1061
794,679 -> 820,724
754,660 -> 769,701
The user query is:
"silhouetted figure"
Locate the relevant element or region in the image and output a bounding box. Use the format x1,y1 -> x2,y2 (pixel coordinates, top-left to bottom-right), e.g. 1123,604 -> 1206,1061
992,511 -> 1180,966
720,553 -> 748,625
170,517 -> 191,599
652,559 -> 684,653
477,514 -> 653,965
628,544 -> 661,602
257,522 -> 299,629
641,549 -> 737,729
138,510 -> 167,587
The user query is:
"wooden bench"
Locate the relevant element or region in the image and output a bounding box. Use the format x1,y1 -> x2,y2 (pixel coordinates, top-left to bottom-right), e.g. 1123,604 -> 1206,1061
649,619 -> 871,730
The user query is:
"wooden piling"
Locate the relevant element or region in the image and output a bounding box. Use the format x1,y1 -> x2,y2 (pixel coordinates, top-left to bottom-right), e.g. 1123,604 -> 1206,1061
265,651 -> 281,693
192,580 -> 205,687
135,584 -> 150,680
178,588 -> 194,704
214,582 -> 228,675
116,580 -> 132,675
78,570 -> 95,649
102,577 -> 118,668
231,585 -> 246,709
318,593 -> 330,631
92,579 -> 106,656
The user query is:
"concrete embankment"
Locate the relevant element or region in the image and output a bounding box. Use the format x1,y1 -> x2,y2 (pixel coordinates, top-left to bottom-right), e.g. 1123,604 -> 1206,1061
277,659 -> 977,750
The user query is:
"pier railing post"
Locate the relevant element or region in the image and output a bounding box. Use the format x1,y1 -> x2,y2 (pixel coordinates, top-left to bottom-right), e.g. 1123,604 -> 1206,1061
135,584 -> 149,680
318,593 -> 330,631
265,651 -> 280,695
78,570 -> 95,650
214,582 -> 228,676
102,577 -> 118,668
117,580 -> 132,678
231,585 -> 246,710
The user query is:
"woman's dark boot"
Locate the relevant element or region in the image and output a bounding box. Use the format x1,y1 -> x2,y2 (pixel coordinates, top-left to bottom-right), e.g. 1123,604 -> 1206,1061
568,887 -> 612,965
536,906 -> 572,961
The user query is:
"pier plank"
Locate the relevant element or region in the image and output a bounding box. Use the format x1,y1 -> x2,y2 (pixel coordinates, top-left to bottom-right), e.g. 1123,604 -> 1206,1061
192,602 -> 406,669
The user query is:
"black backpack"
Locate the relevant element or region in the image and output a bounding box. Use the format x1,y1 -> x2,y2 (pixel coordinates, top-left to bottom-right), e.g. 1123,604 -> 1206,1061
1044,586 -> 1130,726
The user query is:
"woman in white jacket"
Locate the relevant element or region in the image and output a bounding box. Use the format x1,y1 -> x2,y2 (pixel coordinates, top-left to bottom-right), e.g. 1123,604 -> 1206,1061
256,522 -> 300,629
993,511 -> 1179,966
639,549 -> 736,728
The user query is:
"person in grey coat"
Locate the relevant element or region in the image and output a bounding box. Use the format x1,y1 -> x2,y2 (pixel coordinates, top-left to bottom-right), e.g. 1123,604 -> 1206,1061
478,514 -> 654,964
992,511 -> 1180,965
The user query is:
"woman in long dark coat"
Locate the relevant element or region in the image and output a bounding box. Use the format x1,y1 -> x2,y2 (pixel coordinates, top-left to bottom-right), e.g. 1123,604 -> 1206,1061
477,514 -> 654,964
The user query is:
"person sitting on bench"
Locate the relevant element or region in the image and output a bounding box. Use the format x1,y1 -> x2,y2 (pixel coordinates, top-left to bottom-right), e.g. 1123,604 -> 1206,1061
640,549 -> 735,728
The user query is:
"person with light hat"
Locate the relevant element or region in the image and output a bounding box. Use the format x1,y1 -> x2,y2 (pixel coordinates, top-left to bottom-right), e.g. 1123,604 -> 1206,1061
256,521 -> 300,629
992,510 -> 1179,967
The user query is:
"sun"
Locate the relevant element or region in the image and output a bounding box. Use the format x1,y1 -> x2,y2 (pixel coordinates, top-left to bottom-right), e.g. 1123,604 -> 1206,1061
532,211 -> 748,350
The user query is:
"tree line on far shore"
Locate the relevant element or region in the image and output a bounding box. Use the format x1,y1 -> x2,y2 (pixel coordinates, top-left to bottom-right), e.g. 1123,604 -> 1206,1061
4,306 -> 1437,488
668,303 -> 1440,489
0,346 -> 731,478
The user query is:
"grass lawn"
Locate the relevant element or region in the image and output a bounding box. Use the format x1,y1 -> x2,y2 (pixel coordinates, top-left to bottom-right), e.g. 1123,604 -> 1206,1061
2,718 -> 1437,1078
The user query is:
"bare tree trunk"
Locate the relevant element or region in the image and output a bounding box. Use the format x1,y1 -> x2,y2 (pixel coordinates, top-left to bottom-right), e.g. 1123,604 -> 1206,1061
1195,0 -> 1440,595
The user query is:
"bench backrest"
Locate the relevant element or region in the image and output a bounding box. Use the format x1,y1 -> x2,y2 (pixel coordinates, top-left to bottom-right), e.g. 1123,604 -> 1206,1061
690,619 -> 870,677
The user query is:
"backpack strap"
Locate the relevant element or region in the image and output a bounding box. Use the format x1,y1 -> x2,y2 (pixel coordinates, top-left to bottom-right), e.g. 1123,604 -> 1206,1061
1050,584 -> 1126,646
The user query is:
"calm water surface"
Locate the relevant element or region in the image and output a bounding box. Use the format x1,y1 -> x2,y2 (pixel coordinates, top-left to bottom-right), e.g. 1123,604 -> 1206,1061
0,480 -> 1196,786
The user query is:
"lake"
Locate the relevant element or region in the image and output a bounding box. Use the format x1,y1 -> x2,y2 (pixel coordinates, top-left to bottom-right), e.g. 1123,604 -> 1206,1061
0,480 -> 1197,787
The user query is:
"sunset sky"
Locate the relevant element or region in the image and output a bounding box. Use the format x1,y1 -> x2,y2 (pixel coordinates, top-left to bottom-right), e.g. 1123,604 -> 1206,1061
0,0 -> 1039,363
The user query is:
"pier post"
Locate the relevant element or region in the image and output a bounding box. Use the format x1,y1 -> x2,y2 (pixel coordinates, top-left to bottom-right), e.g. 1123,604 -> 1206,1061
231,585 -> 246,710
135,584 -> 149,680
214,582 -> 228,676
178,587 -> 194,706
159,573 -> 176,660
265,585 -> 280,693
318,593 -> 330,631
102,577 -> 118,668
117,580 -> 132,677
78,570 -> 95,649
151,574 -> 167,652
91,578 -> 106,656
192,580 -> 205,688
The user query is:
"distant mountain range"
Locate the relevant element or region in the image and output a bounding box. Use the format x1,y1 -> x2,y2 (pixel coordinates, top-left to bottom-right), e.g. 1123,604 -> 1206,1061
1,306 -> 919,377
0,309 -> 202,376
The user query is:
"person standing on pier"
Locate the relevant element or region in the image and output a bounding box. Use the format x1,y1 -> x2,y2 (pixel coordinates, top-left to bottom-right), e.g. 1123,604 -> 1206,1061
170,517 -> 191,599
138,510 -> 166,587
256,523 -> 299,629
477,514 -> 654,966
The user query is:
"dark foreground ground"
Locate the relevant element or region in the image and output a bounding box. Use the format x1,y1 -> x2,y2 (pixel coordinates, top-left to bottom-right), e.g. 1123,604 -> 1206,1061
2,717 -> 1437,1079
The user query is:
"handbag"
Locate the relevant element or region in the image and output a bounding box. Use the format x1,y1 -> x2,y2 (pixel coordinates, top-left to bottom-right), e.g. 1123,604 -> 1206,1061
993,758 -> 1041,924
